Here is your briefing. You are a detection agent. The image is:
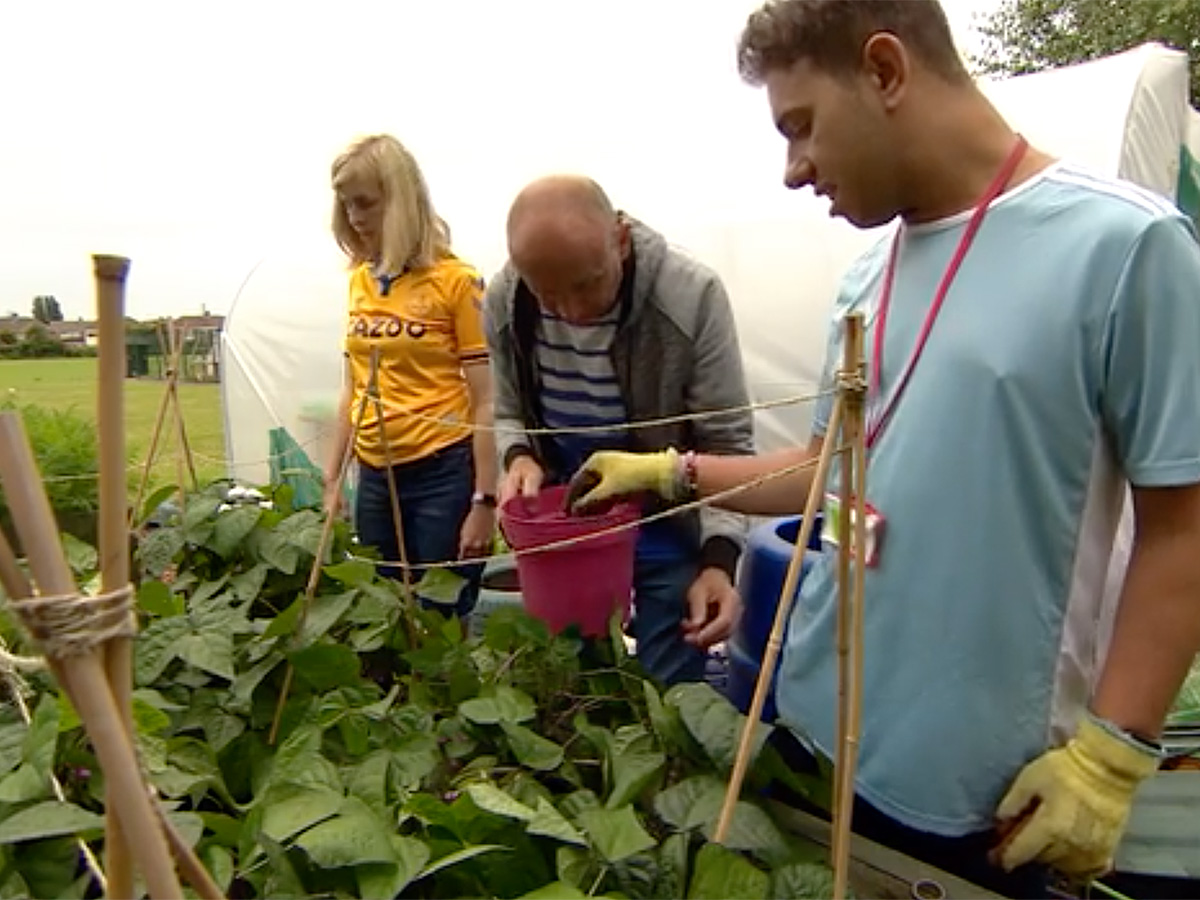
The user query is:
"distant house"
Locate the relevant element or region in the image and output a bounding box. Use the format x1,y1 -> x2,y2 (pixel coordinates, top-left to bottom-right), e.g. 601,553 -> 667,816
47,319 -> 100,347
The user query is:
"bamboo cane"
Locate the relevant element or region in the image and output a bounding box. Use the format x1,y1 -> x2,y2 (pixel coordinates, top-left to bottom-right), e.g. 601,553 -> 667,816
267,381 -> 373,746
0,527 -> 29,600
714,397 -> 846,842
93,254 -> 137,900
92,257 -> 225,900
168,320 -> 199,490
128,323 -> 175,525
831,313 -> 867,900
166,321 -> 190,507
367,349 -> 418,645
0,413 -> 183,899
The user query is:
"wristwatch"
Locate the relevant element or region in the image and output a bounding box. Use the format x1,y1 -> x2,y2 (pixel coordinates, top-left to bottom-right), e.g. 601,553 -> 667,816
471,492 -> 497,508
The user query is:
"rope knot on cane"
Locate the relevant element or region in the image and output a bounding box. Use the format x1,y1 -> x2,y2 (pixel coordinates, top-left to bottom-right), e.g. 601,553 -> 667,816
11,584 -> 137,659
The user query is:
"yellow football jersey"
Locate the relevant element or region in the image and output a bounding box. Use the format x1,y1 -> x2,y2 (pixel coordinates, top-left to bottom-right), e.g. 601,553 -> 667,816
344,255 -> 488,467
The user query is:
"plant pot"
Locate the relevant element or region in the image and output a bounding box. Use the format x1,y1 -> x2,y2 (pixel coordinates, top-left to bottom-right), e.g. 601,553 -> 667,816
468,560 -> 524,640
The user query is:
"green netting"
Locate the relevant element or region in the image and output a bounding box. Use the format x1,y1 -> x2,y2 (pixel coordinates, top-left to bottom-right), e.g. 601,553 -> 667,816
268,427 -> 326,510
1178,144 -> 1200,227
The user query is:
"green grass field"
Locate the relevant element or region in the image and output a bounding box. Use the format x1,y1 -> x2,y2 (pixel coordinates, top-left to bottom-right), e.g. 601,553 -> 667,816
0,357 -> 226,493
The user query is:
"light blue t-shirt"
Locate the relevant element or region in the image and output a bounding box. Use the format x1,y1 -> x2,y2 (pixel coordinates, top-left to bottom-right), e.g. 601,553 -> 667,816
779,163 -> 1200,837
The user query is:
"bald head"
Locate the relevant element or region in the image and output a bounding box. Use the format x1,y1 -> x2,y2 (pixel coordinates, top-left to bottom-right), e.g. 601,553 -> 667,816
505,175 -> 631,324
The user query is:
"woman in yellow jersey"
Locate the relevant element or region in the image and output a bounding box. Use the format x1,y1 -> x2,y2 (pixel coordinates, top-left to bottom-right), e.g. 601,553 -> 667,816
323,134 -> 497,618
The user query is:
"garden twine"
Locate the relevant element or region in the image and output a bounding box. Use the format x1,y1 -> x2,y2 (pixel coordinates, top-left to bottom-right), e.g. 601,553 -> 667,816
10,584 -> 137,659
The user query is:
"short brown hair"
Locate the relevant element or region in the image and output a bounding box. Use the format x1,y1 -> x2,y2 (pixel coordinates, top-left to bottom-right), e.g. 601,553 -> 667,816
737,0 -> 968,86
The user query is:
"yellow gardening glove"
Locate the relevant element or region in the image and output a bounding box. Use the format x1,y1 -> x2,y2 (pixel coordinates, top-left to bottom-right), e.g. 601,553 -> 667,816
565,448 -> 683,512
994,715 -> 1160,878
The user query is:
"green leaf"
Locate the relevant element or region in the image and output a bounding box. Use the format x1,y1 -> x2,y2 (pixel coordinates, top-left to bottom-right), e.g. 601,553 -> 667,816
182,495 -> 223,542
262,594 -> 303,640
416,844 -> 509,880
415,567 -> 467,606
519,882 -> 588,900
654,775 -> 726,832
771,862 -> 845,900
59,533 -> 96,576
579,806 -> 656,863
54,692 -> 81,733
131,695 -> 171,736
460,685 -> 537,725
701,801 -> 794,868
229,562 -> 271,603
325,559 -> 376,587
687,843 -> 769,900
665,682 -> 771,774
391,733 -> 441,789
0,765 -> 46,803
465,782 -> 536,821
259,784 -> 344,842
137,527 -> 185,576
254,530 -> 301,574
299,589 -> 358,644
165,810 -> 205,847
294,796 -> 397,868
527,798 -> 587,847
137,579 -> 183,617
656,832 -> 690,899
607,736 -> 665,809
275,509 -> 325,557
6,835 -> 85,899
139,484 -> 177,522
201,844 -> 235,894
134,615 -> 191,684
502,721 -> 565,771
288,643 -> 361,692
356,834 -> 431,899
208,505 -> 263,557
177,624 -> 235,680
0,801 -> 103,843
229,655 -> 280,712
23,694 -> 58,772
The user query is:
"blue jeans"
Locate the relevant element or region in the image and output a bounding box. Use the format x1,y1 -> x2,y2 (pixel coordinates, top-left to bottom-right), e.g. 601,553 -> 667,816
354,439 -> 483,618
632,556 -> 708,686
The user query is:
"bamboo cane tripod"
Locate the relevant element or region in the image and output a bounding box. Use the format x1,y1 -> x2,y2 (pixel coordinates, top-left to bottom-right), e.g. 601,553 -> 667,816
0,256 -> 223,899
713,312 -> 868,900
129,317 -> 199,526
268,347 -> 421,744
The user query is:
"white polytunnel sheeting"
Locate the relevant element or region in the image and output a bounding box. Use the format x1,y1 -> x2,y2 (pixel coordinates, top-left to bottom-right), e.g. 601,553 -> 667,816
221,42 -> 1196,488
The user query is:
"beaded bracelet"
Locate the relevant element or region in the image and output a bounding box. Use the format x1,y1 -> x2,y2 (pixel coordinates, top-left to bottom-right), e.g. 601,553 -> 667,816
681,449 -> 699,500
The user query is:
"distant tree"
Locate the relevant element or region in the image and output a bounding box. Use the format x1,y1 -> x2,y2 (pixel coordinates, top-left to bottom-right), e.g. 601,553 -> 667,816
19,323 -> 65,358
972,0 -> 1200,102
31,295 -> 63,324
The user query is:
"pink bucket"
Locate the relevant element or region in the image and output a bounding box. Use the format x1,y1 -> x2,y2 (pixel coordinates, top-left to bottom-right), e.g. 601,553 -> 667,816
499,485 -> 640,637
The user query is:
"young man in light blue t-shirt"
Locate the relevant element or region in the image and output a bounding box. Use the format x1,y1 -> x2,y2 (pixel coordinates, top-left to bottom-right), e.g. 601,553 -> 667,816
564,1 -> 1200,896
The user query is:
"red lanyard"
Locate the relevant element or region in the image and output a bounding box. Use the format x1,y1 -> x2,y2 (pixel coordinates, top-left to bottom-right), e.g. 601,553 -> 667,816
866,136 -> 1029,449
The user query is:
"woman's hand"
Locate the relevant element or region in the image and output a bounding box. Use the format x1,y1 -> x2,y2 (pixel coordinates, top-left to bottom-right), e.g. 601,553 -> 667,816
459,503 -> 496,559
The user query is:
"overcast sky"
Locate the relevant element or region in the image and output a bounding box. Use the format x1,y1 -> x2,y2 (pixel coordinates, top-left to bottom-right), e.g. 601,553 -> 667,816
0,0 -> 998,322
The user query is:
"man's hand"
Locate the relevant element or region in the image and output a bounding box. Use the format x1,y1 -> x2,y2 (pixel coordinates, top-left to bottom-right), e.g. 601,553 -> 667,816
682,567 -> 741,649
566,449 -> 682,512
500,455 -> 544,507
459,504 -> 496,559
993,715 -> 1160,878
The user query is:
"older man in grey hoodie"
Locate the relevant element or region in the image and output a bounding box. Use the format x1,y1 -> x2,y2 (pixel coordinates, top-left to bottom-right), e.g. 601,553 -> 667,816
482,175 -> 755,685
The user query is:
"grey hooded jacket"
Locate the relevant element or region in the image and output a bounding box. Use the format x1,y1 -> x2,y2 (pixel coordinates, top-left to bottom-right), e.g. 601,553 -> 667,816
482,216 -> 755,577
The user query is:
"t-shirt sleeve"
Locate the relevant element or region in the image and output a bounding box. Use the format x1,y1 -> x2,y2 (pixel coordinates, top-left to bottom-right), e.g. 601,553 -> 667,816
453,268 -> 489,364
810,320 -> 839,439
1101,214 -> 1200,487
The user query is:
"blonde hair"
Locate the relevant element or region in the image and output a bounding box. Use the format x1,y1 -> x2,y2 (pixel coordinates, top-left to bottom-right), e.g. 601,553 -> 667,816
330,134 -> 451,273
